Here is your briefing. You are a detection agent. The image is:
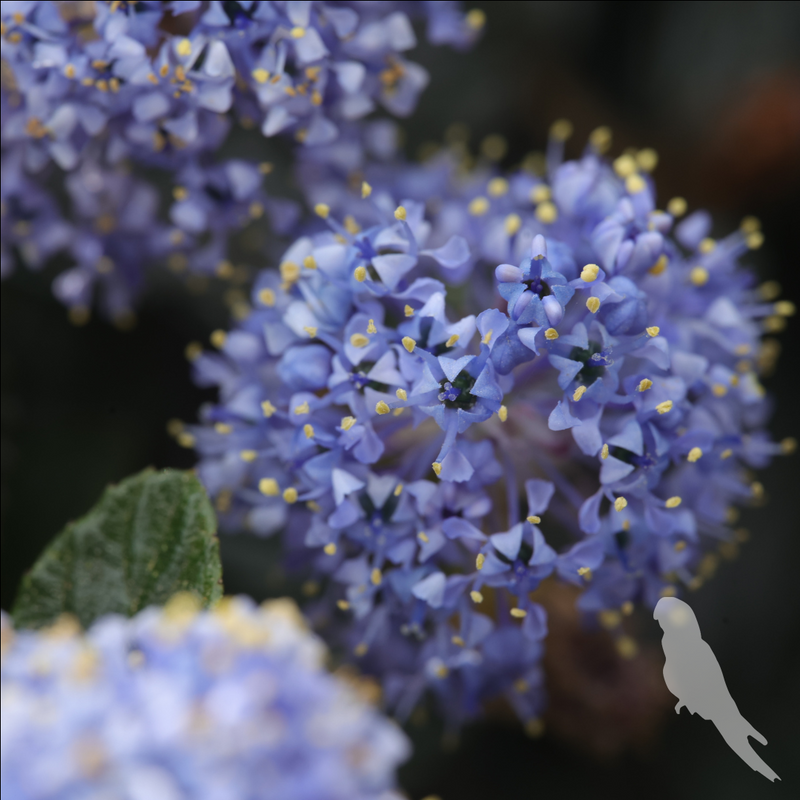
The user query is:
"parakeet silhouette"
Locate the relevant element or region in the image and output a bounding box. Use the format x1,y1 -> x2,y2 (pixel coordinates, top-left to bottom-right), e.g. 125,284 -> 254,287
653,597 -> 780,782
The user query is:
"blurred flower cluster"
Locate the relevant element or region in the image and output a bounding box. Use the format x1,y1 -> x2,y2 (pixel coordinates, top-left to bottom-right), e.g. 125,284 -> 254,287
1,595 -> 409,799
1,0 -> 482,319
184,122 -> 795,729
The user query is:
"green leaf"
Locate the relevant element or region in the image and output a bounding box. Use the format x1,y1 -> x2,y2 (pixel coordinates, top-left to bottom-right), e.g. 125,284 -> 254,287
12,468 -> 223,629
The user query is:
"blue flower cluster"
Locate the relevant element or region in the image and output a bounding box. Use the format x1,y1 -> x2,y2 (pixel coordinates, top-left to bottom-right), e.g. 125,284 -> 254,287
183,126 -> 795,728
1,1 -> 483,316
1,595 -> 410,799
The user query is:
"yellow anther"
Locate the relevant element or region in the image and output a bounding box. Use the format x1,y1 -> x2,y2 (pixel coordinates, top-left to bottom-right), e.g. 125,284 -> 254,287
404,304 -> 414,317
446,334 -> 460,348
324,543 -> 337,555
185,342 -> 202,361
648,254 -> 668,275
687,447 -> 703,462
481,133 -> 508,160
392,483 -> 403,498
210,329 -> 227,348
586,296 -> 601,314
283,487 -> 298,503
418,531 -> 429,542
354,265 -> 367,282
637,378 -> 653,392
646,326 -> 660,337
550,119 -> 573,141
303,424 -> 314,439
314,203 -> 329,218
482,329 -> 493,345
626,174 -> 646,194
698,237 -> 716,254
303,255 -> 317,270
375,401 -> 390,415
617,636 -> 638,658
172,185 -> 188,201
468,196 -> 489,216
614,497 -> 628,512
466,8 -> 486,29
294,401 -> 310,415
763,315 -> 785,333
176,38 -> 192,56
613,154 -> 638,178
290,26 -> 305,38
690,266 -> 709,286
530,184 -> 551,204
343,215 -> 360,235
636,148 -> 659,172
504,213 -> 522,235
340,416 -> 356,431
589,126 -> 612,154
751,481 -> 764,500
775,300 -> 796,317
510,608 -> 527,618
350,333 -> 369,348
476,553 -> 486,570
280,261 -> 300,283
620,600 -> 634,616
303,326 -> 318,338
780,437 -> 796,455
746,231 -> 764,250
599,610 -> 622,629
665,496 -> 682,508
601,443 -> 609,459
667,197 -> 687,217
261,400 -> 276,417
655,400 -> 673,414
394,205 -> 407,221
577,566 -> 592,578
240,450 -> 257,463
470,590 -> 484,603
720,448 -> 733,460
396,388 -> 407,401
402,336 -> 416,353
354,643 -> 367,656
498,405 -> 508,422
544,328 -> 559,340
535,201 -> 557,223
622,519 -> 631,531
739,215 -> 761,234
432,462 -> 442,476
259,478 -> 279,496
64,64 -> 76,79
527,515 -> 541,525
581,263 -> 600,282
215,422 -> 232,434
660,585 -> 677,598
361,181 -> 372,198
177,432 -> 195,448
370,568 -> 382,586
488,177 -> 509,197
674,540 -> 687,552
452,635 -> 465,646
252,68 -> 270,84
711,383 -> 728,397
573,386 -> 587,401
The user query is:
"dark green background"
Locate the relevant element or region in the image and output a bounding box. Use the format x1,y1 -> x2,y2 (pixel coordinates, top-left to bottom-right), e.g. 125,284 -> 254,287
3,2 -> 798,797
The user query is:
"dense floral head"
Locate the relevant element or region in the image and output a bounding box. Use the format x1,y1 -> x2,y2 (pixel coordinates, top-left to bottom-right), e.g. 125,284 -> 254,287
0,596 -> 410,799
183,126 -> 794,728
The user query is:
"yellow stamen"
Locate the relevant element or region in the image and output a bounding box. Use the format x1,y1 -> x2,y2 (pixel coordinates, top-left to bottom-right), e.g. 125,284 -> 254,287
527,515 -> 542,525
258,288 -> 276,306
544,328 -> 559,340
781,437 -> 797,455
290,26 -> 305,38
176,38 -> 192,57
446,334 -> 460,348
746,231 -> 764,250
581,263 -> 600,282
404,304 -> 414,317
283,487 -> 298,503
550,119 -> 573,141
665,496 -> 682,508
655,400 -> 673,414
488,177 -> 509,197
482,329 -> 493,345
470,590 -> 483,603
340,416 -> 356,431
690,266 -> 709,286
177,432 -> 195,448
589,126 -> 612,153
303,326 -> 317,338
586,296 -> 601,314
214,423 -> 232,434
667,196 -> 687,217
354,643 -> 368,656
476,553 -> 485,570
418,531 -> 429,542
280,261 -> 300,283
259,478 -> 279,496
601,443 -> 609,459
687,447 -> 703,463
402,336 -> 416,353
466,8 -> 486,29
210,330 -> 227,348
432,462 -> 442,476
452,635 -> 465,646
498,405 -> 508,422
775,300 -> 796,317
393,483 -> 403,497
396,388 -> 407,401
504,213 -> 522,235
394,205 -> 407,221
303,424 -> 314,439
468,196 -> 489,216
261,401 -> 276,417
371,568 -> 382,586
510,608 -> 527,618
698,237 -> 716,254
337,599 -> 349,610
646,326 -> 660,337
636,148 -> 658,172
720,448 -> 733,460
530,184 -> 551,203
361,181 -> 372,198
637,378 -> 653,392
573,386 -> 587,401
535,201 -> 557,223
303,255 -> 317,270
294,401 -> 310,415
577,567 -> 592,578
252,68 -> 270,84
614,497 -> 628,512
240,450 -> 257,462
626,174 -> 646,194
354,265 -> 367,282
350,333 -> 369,348
613,154 -> 637,178
314,203 -> 329,218
343,215 -> 360,235
185,342 -> 202,361
324,543 -> 337,555
375,401 -> 390,415
648,254 -> 668,275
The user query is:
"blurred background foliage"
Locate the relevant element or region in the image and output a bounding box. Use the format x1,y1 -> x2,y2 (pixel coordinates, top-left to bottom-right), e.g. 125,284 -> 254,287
2,2 -> 799,798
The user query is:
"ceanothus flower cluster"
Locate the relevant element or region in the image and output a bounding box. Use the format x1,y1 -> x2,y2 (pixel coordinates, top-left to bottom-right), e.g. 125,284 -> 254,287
0,596 -> 410,800
183,127 -> 794,729
1,0 -> 483,315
